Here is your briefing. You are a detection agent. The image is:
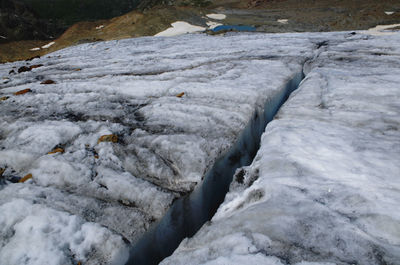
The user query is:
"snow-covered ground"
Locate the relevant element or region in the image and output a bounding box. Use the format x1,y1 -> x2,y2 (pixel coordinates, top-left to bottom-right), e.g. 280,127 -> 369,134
1,30 -> 399,265
162,33 -> 400,264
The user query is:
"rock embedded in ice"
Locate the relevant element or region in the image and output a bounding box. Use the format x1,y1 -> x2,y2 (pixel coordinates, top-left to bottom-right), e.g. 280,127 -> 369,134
162,32 -> 400,265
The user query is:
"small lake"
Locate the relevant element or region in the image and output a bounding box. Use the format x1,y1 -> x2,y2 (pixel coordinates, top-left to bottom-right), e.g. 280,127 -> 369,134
212,25 -> 256,32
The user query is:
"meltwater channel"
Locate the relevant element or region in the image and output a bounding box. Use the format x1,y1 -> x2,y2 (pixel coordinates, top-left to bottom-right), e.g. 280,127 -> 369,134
126,70 -> 306,265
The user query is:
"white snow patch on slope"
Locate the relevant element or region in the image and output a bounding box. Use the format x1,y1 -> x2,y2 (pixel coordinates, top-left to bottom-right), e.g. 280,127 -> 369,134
206,21 -> 223,29
41,41 -> 55,49
385,11 -> 394,15
206,14 -> 226,20
277,19 -> 289,24
365,23 -> 400,35
155,21 -> 205,37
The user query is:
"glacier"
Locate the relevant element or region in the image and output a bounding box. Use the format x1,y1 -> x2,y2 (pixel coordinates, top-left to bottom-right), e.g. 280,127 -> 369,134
0,30 -> 399,265
162,33 -> 400,264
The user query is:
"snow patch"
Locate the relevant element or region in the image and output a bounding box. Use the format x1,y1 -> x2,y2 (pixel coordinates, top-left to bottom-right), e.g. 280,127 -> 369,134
41,41 -> 55,49
277,19 -> 289,24
206,21 -> 223,30
385,11 -> 395,15
206,14 -> 226,20
155,21 -> 205,37
365,24 -> 400,36
96,25 -> 105,30
29,47 -> 41,51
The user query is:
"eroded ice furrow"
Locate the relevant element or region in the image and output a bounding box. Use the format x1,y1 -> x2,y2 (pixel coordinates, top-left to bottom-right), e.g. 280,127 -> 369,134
126,71 -> 305,265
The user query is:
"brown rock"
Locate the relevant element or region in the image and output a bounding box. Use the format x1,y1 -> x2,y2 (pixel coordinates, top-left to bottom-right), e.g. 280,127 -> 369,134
98,134 -> 118,144
47,147 -> 65,154
19,173 -> 32,183
73,68 -> 82,71
30,64 -> 44,69
0,168 -> 5,177
176,92 -> 185,98
18,66 -> 31,73
0,96 -> 9,101
41,80 -> 56,85
14,88 -> 32,95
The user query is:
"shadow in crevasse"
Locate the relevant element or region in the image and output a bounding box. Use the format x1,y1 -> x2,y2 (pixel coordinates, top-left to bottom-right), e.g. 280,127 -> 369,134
126,70 -> 305,265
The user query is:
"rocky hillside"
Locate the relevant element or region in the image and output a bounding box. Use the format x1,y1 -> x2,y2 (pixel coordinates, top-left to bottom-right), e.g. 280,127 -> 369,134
1,0 -> 399,63
0,0 -> 59,43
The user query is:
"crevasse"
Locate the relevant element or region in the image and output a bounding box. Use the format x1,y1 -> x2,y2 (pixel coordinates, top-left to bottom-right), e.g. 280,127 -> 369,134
126,70 -> 306,265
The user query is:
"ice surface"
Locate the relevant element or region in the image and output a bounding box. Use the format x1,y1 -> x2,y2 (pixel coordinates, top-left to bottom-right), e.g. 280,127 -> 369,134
162,32 -> 400,264
0,32 -> 319,264
2,31 -> 399,264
